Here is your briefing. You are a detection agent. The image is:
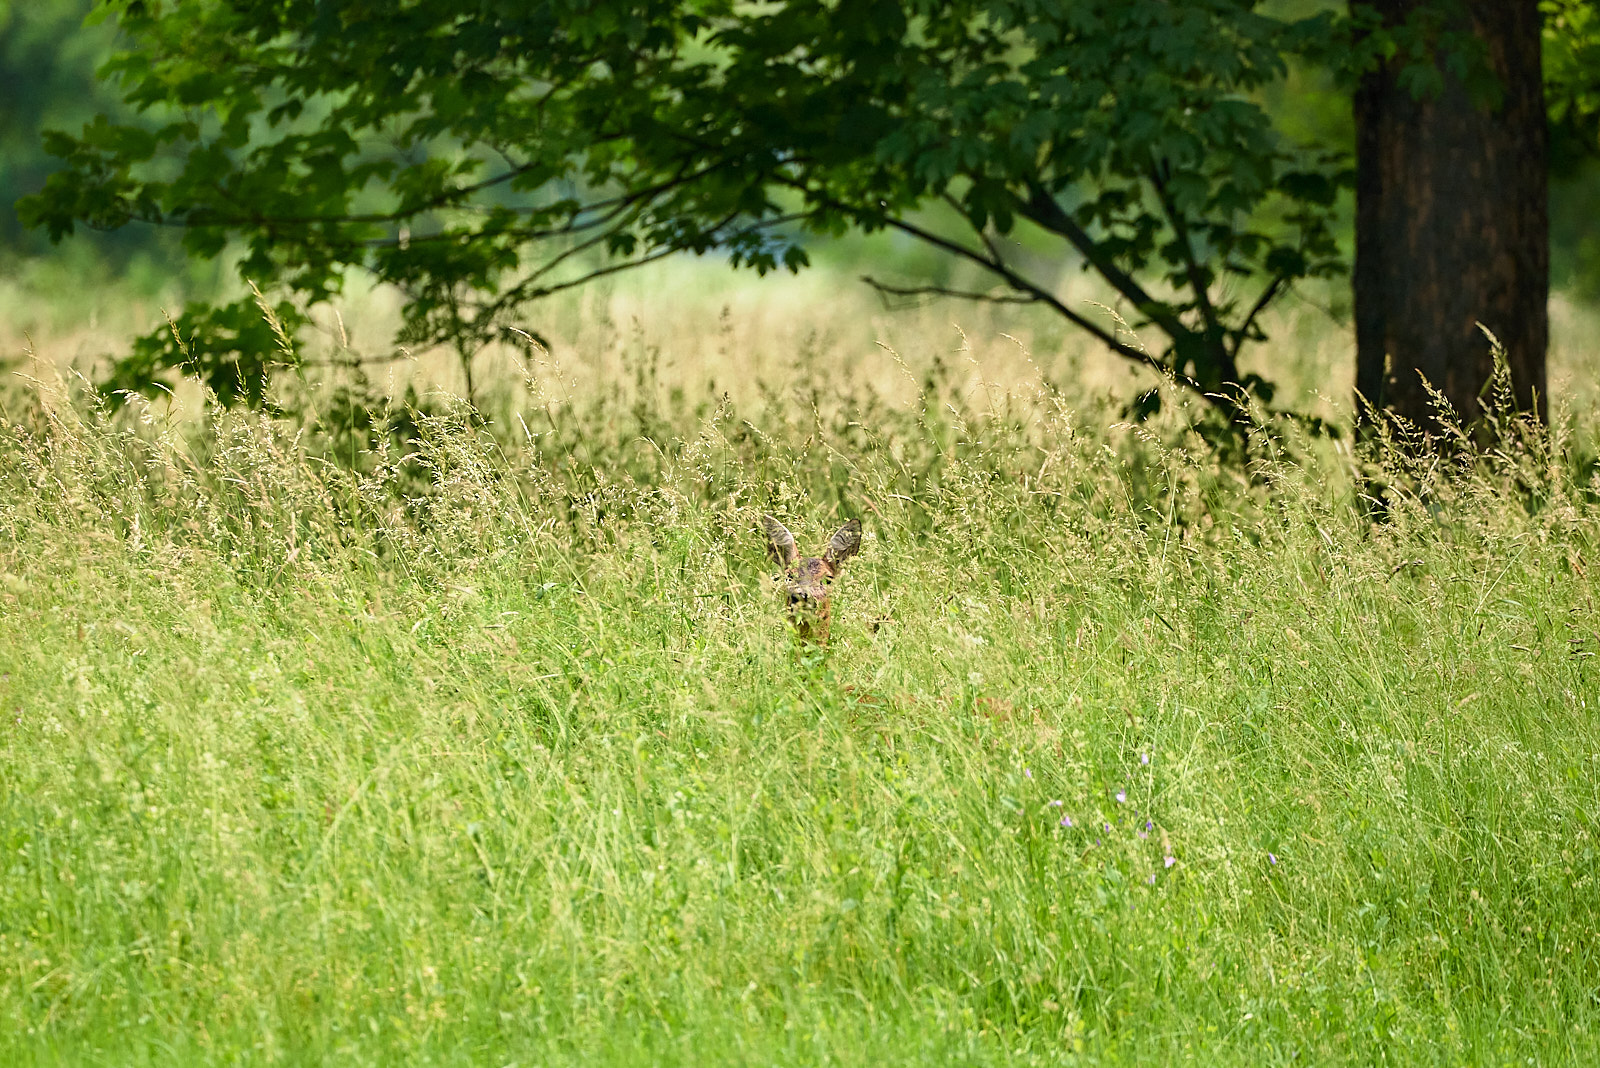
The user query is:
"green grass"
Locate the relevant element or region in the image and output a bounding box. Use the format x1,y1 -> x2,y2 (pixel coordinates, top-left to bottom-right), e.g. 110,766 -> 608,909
2,325 -> 1599,1066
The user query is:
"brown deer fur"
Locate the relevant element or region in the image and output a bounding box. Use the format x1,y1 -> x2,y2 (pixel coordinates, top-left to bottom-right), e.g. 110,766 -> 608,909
761,515 -> 862,645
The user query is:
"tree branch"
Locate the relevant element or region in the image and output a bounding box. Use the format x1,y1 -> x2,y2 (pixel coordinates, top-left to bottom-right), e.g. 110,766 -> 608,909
1017,182 -> 1193,345
942,190 -> 1010,268
1148,164 -> 1234,382
513,201 -> 658,287
496,247 -> 680,301
325,197 -> 643,251
472,210 -> 806,324
184,160 -> 544,229
1229,274 -> 1288,362
182,151 -> 731,234
871,211 -> 1207,395
860,276 -> 1041,306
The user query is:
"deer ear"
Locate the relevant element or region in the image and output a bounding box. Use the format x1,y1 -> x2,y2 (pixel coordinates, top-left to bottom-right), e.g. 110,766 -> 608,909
762,515 -> 800,566
824,518 -> 862,566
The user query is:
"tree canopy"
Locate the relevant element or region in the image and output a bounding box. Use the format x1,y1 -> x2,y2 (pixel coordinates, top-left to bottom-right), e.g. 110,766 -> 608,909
19,0 -> 1357,414
15,1 -> 1599,422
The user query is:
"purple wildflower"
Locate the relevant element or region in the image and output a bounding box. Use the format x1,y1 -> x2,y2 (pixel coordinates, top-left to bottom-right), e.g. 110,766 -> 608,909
1024,768 -> 1033,779
1115,790 -> 1127,804
1164,855 -> 1176,868
1147,873 -> 1157,884
1060,814 -> 1072,828
1268,852 -> 1278,865
1141,752 -> 1150,765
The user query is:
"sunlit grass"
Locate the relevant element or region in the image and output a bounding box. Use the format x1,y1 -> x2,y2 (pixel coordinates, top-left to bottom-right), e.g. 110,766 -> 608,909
2,274 -> 1599,1065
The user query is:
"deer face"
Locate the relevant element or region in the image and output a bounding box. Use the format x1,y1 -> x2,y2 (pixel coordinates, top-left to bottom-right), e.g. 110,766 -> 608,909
762,515 -> 862,645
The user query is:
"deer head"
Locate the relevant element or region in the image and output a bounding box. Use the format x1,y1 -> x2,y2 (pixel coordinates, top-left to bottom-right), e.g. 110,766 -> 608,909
762,515 -> 862,645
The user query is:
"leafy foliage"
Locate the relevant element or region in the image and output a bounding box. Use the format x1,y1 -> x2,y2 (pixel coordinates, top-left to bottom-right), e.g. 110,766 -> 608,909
0,0 -> 156,256
1545,0 -> 1600,169
21,0 -> 1355,416
1540,1 -> 1600,298
102,295 -> 298,407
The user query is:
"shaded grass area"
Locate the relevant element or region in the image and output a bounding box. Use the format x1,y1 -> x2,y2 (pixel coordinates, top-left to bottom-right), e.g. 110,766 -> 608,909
0,355 -> 1598,1066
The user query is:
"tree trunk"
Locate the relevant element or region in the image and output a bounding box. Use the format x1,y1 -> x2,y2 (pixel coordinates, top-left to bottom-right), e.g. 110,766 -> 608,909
1353,0 -> 1548,435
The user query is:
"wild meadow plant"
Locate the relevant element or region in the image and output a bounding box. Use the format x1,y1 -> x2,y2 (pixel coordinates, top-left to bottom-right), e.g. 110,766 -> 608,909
0,329 -> 1597,1066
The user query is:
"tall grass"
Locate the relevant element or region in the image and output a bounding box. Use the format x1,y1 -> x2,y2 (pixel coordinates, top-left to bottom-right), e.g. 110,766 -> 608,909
1,295 -> 1599,1066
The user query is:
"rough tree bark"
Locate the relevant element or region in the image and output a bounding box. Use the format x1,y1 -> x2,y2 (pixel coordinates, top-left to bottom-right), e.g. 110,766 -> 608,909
1354,0 -> 1548,434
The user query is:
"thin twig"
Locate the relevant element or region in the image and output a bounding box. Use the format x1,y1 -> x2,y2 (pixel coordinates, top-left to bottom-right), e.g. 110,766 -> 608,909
1018,181 -> 1192,345
1230,274 -> 1288,362
859,276 -> 1040,306
871,211 -> 1207,397
1148,163 -> 1231,378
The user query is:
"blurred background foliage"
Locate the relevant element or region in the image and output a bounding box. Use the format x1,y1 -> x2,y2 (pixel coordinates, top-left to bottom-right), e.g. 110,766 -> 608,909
0,0 -> 208,296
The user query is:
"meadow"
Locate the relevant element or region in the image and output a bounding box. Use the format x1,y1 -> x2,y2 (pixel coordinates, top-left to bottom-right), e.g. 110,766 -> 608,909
2,264 -> 1599,1065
